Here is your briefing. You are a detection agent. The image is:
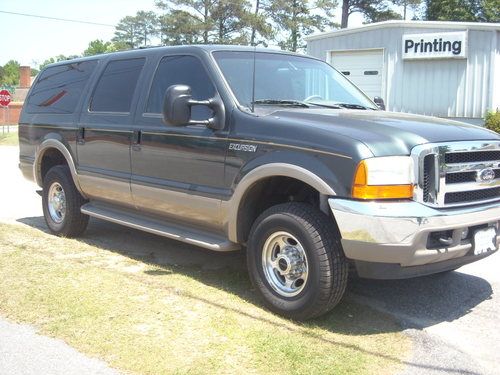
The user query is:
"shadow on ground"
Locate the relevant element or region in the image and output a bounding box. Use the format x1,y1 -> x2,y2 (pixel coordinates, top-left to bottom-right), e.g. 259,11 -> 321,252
16,215 -> 493,374
18,216 -> 492,331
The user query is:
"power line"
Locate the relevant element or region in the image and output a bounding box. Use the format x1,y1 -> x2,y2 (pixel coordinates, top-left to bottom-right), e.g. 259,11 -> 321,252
0,10 -> 115,28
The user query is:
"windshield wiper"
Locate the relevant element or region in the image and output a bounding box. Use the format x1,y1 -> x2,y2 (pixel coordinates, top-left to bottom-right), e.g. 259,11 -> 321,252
252,99 -> 310,108
335,103 -> 375,110
305,101 -> 342,109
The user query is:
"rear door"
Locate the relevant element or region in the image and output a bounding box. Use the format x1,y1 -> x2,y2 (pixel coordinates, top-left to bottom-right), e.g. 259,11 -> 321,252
130,54 -> 229,231
77,58 -> 146,208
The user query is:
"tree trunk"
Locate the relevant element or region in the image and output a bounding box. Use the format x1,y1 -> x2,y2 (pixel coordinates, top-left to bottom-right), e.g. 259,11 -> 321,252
291,0 -> 298,51
219,19 -> 224,43
341,0 -> 349,28
250,0 -> 260,46
203,0 -> 209,44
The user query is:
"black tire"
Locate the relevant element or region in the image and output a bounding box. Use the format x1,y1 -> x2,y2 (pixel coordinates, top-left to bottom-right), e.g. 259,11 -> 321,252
247,202 -> 348,320
42,165 -> 89,237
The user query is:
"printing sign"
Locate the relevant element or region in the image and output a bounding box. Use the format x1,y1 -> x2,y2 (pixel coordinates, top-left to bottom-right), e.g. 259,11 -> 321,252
402,31 -> 467,60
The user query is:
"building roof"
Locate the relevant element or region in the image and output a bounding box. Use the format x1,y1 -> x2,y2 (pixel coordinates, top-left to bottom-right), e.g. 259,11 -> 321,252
305,20 -> 500,42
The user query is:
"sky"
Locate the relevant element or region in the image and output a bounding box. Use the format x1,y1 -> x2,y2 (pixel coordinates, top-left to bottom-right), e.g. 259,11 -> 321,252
0,0 -> 366,68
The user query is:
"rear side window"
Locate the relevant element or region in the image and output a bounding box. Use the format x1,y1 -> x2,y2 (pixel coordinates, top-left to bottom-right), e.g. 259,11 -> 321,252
146,55 -> 215,117
90,58 -> 145,113
25,60 -> 97,114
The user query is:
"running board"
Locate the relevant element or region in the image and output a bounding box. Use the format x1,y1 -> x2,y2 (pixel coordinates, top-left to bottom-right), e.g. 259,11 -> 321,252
80,203 -> 240,252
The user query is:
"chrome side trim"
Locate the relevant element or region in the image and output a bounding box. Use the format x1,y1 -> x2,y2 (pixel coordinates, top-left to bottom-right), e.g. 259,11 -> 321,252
34,139 -> 86,198
81,203 -> 240,252
224,163 -> 336,242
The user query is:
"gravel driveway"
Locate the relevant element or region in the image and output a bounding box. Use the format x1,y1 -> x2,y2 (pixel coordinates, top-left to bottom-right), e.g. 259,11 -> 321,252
1,144 -> 499,375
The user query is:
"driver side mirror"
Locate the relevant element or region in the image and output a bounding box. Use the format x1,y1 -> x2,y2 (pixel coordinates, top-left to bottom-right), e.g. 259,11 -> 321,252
162,84 -> 225,130
373,96 -> 385,110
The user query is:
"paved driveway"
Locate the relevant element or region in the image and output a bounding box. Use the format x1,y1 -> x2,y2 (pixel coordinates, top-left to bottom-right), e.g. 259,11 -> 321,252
1,144 -> 499,375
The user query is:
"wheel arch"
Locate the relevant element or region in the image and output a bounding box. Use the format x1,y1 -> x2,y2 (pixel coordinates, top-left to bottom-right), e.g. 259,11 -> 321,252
34,138 -> 85,197
224,163 -> 337,243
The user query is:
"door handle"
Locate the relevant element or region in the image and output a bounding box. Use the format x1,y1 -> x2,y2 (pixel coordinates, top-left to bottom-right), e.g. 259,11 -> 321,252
132,130 -> 141,151
77,127 -> 85,145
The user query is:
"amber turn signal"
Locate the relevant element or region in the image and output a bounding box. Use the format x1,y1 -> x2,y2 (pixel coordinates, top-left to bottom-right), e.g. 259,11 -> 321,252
352,160 -> 414,200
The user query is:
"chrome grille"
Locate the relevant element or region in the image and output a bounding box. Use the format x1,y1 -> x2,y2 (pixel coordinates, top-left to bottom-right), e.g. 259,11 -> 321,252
412,141 -> 500,207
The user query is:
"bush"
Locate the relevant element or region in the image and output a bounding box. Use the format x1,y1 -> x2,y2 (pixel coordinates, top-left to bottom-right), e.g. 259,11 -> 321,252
485,110 -> 500,133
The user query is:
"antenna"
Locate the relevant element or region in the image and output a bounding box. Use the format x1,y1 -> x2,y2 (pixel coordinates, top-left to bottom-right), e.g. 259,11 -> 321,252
251,46 -> 256,112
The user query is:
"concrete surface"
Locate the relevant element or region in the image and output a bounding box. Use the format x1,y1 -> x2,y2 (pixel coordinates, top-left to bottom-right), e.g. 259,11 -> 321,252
1,144 -> 499,375
0,318 -> 120,375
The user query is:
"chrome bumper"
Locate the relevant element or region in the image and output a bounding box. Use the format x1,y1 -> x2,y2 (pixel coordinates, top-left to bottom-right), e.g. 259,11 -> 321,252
329,199 -> 500,268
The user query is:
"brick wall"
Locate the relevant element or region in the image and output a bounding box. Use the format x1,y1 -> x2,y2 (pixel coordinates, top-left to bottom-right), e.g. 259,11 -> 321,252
0,102 -> 23,125
0,65 -> 32,125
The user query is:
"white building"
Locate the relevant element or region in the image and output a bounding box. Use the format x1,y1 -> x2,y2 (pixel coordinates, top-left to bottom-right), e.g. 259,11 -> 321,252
306,21 -> 500,125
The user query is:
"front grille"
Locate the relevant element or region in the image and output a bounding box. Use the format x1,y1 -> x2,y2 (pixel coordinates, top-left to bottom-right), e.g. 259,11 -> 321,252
413,141 -> 500,207
446,171 -> 476,184
445,187 -> 500,204
422,155 -> 433,202
446,169 -> 500,184
445,151 -> 500,164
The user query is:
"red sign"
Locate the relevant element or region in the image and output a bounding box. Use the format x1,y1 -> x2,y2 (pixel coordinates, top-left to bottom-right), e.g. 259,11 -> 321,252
0,90 -> 11,107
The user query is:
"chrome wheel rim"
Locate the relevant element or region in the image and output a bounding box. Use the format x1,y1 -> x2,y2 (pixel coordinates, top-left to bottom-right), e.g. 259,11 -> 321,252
262,231 -> 309,297
47,182 -> 66,224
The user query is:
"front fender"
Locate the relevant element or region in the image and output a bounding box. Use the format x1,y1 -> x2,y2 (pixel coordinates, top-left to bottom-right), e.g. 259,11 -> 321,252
222,151 -> 353,242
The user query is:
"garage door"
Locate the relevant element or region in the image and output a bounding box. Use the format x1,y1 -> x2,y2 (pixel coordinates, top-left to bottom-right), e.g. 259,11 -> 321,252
329,49 -> 384,101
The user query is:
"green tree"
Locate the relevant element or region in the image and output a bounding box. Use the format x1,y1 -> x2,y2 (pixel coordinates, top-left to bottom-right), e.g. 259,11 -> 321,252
157,0 -> 255,45
366,8 -> 403,21
135,11 -> 159,46
39,55 -> 79,70
391,0 -> 422,19
249,0 -> 275,46
83,39 -> 113,56
425,0 -> 476,20
212,0 -> 253,44
159,10 -> 203,45
479,0 -> 500,22
113,15 -> 143,48
269,0 -> 337,52
341,0 -> 402,27
156,0 -> 216,44
425,0 -> 498,22
0,60 -> 21,86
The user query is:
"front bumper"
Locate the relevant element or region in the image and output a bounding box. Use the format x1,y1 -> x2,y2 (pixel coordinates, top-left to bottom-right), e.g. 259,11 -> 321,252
329,199 -> 500,278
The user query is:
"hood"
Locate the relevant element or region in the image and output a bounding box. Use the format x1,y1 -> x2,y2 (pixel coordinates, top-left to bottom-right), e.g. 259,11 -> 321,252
267,108 -> 499,156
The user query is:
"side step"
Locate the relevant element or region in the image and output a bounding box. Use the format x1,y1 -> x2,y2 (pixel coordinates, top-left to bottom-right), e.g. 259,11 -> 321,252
80,203 -> 240,252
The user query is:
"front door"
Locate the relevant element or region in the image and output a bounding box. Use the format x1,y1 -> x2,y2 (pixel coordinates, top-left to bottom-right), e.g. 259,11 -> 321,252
131,54 -> 229,231
77,58 -> 146,208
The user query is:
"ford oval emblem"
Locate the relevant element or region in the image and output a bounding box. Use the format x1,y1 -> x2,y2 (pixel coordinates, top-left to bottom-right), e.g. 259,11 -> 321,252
477,168 -> 495,182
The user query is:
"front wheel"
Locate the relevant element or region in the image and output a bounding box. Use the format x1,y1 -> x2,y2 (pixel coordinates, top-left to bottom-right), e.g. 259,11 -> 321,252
247,203 -> 348,320
42,165 -> 89,237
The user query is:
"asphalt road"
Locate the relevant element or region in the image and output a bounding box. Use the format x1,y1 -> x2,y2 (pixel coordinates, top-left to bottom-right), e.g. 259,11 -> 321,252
1,144 -> 499,375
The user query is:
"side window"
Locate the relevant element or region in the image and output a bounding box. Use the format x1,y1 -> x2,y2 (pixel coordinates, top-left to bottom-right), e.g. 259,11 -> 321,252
90,58 -> 145,113
146,55 -> 215,120
25,60 -> 97,114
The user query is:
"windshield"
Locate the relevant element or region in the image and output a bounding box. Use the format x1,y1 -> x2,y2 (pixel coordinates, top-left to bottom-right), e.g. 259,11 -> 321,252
213,51 -> 377,110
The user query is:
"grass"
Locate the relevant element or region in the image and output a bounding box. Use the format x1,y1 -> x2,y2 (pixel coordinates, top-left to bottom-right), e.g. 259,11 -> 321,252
0,130 -> 18,146
0,223 -> 410,375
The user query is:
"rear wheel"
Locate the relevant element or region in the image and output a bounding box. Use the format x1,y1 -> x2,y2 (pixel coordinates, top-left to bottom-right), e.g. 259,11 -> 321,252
42,165 -> 88,237
247,202 -> 348,320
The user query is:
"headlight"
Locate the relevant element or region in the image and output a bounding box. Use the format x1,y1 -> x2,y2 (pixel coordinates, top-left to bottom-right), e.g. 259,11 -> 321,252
352,156 -> 415,199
